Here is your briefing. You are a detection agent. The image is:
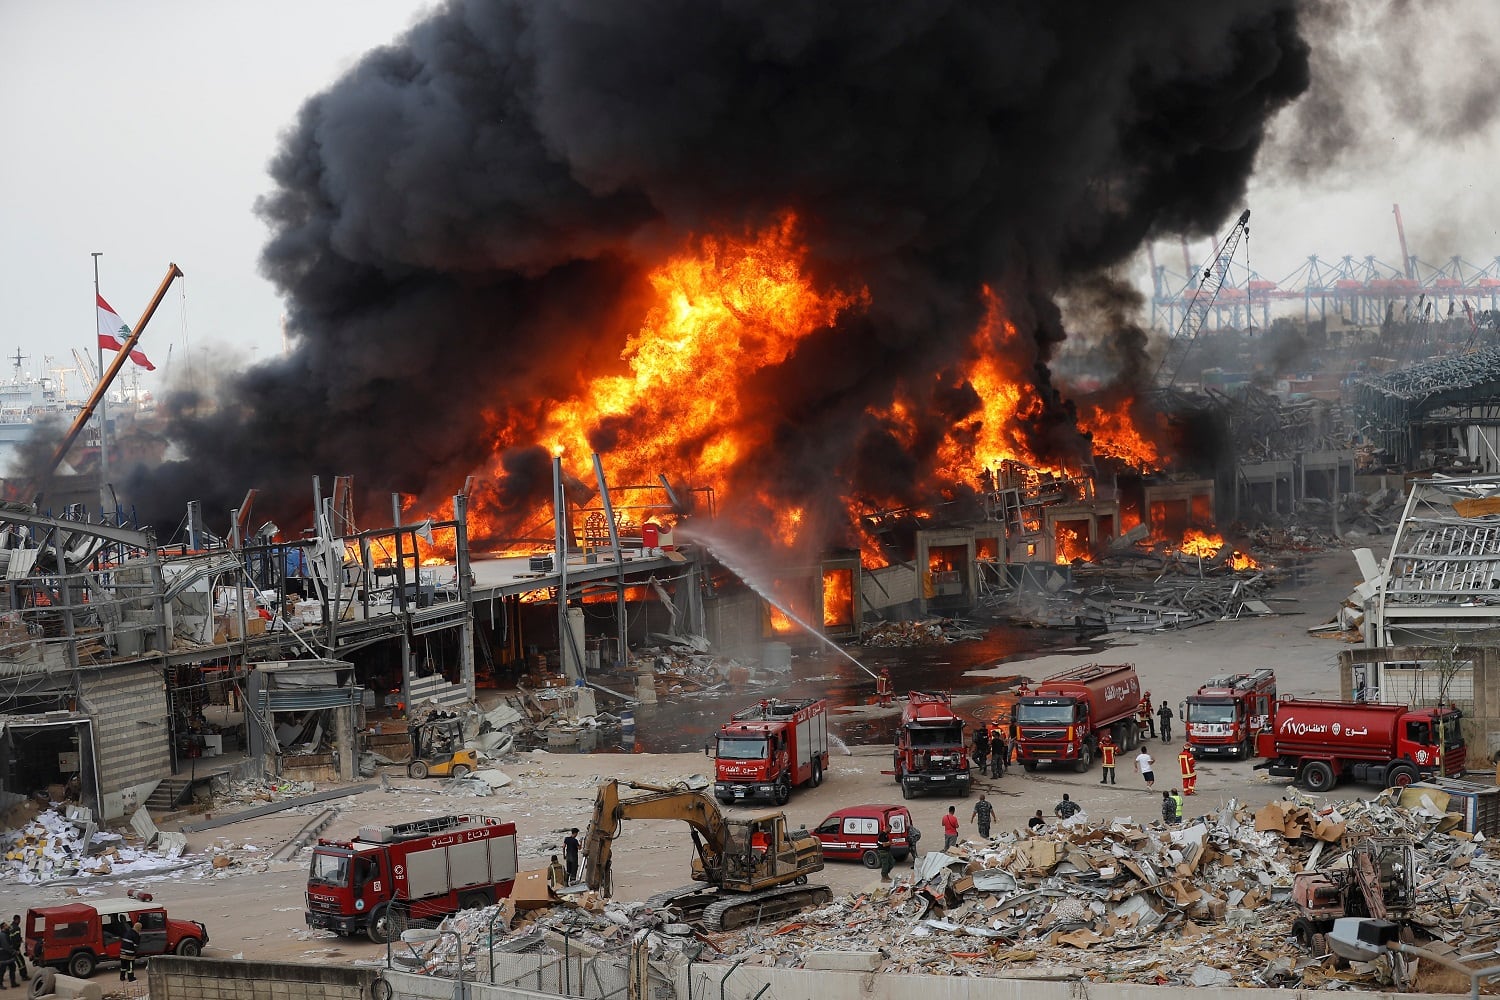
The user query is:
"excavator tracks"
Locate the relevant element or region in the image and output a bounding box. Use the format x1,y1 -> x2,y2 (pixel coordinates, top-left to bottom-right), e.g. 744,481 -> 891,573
701,883 -> 833,931
643,882 -> 833,931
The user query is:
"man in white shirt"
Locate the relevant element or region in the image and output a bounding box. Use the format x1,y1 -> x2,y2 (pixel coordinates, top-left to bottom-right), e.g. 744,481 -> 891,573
1135,748 -> 1156,789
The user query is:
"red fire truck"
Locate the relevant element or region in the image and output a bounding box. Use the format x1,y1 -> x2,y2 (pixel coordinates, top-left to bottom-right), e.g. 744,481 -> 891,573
305,814 -> 518,942
1185,668 -> 1277,759
1013,663 -> 1141,772
1254,697 -> 1467,792
892,690 -> 971,798
712,698 -> 830,805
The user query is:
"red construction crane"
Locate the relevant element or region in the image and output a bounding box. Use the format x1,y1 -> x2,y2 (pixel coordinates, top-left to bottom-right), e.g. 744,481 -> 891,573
1393,204 -> 1415,280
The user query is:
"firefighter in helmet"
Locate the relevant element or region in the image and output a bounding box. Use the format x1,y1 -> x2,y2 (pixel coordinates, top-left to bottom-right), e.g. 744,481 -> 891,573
1178,742 -> 1198,795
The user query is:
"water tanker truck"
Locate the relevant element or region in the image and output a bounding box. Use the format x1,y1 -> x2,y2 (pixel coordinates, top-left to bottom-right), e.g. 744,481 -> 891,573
1013,663 -> 1142,773
1253,697 -> 1466,792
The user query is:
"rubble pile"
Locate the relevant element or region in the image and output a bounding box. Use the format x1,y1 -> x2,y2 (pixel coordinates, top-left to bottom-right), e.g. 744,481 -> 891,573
382,790 -> 1498,992
1014,568 -> 1277,632
1,806 -> 186,883
861,619 -> 986,647
210,776 -> 318,805
700,791 -> 1491,987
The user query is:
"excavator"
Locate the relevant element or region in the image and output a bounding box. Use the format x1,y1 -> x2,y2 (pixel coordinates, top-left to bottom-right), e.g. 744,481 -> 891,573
1291,837 -> 1417,959
582,779 -> 831,930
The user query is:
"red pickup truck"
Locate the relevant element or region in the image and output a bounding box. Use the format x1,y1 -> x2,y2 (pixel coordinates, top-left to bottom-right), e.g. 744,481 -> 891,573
25,899 -> 209,979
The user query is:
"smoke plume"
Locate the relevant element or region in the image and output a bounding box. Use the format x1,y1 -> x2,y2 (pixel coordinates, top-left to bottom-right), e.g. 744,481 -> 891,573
116,1 -> 1310,546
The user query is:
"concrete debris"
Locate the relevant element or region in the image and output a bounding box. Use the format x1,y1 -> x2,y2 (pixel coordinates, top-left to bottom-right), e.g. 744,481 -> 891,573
861,619 -> 987,647
211,776 -> 318,805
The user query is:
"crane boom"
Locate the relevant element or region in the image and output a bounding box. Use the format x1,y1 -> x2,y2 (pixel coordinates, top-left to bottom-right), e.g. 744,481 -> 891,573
1393,203 -> 1414,280
1156,210 -> 1250,388
44,263 -> 182,483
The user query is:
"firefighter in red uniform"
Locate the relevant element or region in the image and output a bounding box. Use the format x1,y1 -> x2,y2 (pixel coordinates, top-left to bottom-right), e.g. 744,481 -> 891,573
1178,743 -> 1198,795
876,669 -> 894,707
1137,693 -> 1154,740
1098,730 -> 1117,784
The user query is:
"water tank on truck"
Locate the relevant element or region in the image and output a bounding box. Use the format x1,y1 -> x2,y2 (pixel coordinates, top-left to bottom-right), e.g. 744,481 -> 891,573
1253,698 -> 1466,793
1013,663 -> 1141,773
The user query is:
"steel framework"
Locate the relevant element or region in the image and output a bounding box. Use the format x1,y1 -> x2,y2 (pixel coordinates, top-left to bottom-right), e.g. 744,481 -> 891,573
1150,251 -> 1500,333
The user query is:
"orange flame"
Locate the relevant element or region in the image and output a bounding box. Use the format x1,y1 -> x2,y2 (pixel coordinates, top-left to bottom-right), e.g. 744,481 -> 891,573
441,219 -> 1173,563
1054,524 -> 1090,564
822,568 -> 855,628
1079,398 -> 1160,470
1178,529 -> 1258,569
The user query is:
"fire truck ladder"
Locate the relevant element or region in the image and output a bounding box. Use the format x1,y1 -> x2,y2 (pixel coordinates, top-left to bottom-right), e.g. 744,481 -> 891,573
380,815 -> 470,840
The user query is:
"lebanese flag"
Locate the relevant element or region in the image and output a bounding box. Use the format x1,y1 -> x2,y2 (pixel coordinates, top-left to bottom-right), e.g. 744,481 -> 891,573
96,294 -> 155,371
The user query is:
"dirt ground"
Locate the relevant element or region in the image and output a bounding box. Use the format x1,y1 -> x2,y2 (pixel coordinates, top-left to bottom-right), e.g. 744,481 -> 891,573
0,540 -> 1374,972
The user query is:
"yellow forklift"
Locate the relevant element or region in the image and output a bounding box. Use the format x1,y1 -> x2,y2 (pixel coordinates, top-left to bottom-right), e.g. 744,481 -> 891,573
406,715 -> 479,779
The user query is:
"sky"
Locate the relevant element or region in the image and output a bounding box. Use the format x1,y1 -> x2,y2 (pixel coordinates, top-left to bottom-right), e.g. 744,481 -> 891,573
3,0 -> 1499,399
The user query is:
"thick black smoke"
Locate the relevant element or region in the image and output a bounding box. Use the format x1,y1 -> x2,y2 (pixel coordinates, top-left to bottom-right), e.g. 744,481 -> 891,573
117,0 -> 1309,543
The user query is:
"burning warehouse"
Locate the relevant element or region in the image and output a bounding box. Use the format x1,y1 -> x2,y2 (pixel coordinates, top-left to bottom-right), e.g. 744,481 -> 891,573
99,1 -> 1310,571
2,2 -> 1319,809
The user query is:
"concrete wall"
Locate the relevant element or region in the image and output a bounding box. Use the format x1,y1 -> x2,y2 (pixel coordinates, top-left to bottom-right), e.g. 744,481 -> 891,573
77,663 -> 171,819
149,956 -> 377,1000
681,962 -> 1436,1000
704,588 -> 766,661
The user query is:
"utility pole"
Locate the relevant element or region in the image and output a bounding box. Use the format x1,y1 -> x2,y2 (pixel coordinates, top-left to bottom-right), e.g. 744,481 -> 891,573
92,252 -> 109,520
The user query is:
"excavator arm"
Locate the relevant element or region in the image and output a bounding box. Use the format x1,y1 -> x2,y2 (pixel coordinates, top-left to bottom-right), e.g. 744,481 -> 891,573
582,780 -> 732,896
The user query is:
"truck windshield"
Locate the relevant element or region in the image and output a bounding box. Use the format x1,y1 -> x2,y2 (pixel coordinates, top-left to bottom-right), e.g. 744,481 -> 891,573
909,727 -> 962,747
1015,702 -> 1074,725
309,851 -> 351,887
717,738 -> 768,760
1188,700 -> 1236,724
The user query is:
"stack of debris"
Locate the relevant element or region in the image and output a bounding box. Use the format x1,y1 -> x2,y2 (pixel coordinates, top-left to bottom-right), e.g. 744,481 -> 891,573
1,806 -> 187,884
1013,569 -> 1277,632
861,619 -> 987,647
386,789 -> 1497,992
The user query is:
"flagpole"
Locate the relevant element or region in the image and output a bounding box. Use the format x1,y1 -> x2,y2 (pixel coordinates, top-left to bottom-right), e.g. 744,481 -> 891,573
92,252 -> 109,521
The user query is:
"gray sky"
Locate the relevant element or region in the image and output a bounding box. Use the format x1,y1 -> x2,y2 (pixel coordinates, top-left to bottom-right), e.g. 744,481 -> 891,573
0,0 -> 432,393
2,1 -> 1497,399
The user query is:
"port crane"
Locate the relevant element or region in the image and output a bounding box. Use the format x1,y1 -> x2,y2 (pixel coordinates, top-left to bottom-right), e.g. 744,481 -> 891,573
1155,209 -> 1251,389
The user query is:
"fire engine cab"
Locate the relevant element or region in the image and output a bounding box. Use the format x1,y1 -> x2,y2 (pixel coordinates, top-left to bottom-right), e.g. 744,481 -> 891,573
712,698 -> 830,805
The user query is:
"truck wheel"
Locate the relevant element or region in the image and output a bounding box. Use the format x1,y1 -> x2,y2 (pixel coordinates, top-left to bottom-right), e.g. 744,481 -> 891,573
1291,917 -> 1316,948
901,780 -> 913,800
861,849 -> 879,869
1300,761 -> 1335,793
893,757 -> 904,784
407,760 -> 429,779
367,904 -> 404,944
717,795 -> 733,806
811,761 -> 823,787
1385,762 -> 1419,788
774,778 -> 790,806
451,764 -> 472,780
460,891 -> 490,909
67,951 -> 96,979
176,937 -> 202,957
1022,760 -> 1037,773
1074,745 -> 1093,774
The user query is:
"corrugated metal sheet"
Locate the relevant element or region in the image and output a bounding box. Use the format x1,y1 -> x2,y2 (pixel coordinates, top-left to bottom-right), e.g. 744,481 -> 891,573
5,548 -> 38,580
259,687 -> 362,712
